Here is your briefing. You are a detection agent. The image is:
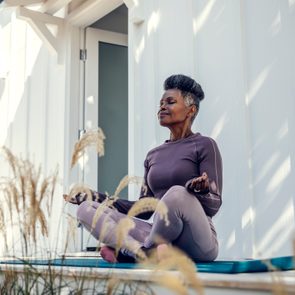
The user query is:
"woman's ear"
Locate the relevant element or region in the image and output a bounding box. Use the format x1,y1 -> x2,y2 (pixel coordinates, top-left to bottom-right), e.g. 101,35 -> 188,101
188,105 -> 197,118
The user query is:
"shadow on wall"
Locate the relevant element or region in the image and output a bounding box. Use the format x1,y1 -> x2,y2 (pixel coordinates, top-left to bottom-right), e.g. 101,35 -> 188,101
1,0 -> 294,259
0,44 -> 62,176
0,25 -> 71,253
194,0 -> 295,259
0,78 -> 5,101
243,0 -> 295,258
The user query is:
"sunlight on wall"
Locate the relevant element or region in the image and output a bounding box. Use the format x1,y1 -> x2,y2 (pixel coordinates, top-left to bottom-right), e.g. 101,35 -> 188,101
226,230 -> 236,250
86,95 -> 94,104
271,11 -> 281,36
277,121 -> 288,140
86,120 -> 93,128
256,199 -> 294,256
0,15 -> 42,146
246,64 -> 272,106
254,152 -> 279,185
242,206 -> 256,229
135,36 -> 145,64
25,25 -> 42,77
79,153 -> 88,171
289,0 -> 295,7
46,23 -> 58,37
210,113 -> 227,140
0,25 -> 9,145
266,156 -> 290,194
147,11 -> 160,36
0,14 -> 25,146
0,27 -> 10,78
193,0 -> 216,35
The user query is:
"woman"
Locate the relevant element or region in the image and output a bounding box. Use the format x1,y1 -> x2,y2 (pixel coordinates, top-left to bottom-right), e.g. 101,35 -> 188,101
65,74 -> 222,263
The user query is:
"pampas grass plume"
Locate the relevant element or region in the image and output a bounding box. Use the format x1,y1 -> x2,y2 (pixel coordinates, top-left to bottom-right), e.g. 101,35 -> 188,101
127,197 -> 169,226
71,128 -> 105,168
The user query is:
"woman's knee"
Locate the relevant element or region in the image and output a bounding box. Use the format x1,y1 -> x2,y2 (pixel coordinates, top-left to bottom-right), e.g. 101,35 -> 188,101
77,201 -> 93,222
162,185 -> 191,203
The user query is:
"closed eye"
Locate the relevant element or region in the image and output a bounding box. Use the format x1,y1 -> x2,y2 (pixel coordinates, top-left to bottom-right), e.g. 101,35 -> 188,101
159,101 -> 176,108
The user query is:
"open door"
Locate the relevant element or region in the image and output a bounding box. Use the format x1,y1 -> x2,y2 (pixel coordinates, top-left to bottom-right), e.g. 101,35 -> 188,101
81,28 -> 128,249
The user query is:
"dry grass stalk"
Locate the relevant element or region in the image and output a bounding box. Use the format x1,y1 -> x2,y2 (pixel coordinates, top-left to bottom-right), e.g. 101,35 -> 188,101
127,197 -> 169,226
0,269 -> 18,294
154,273 -> 188,295
106,277 -> 120,295
0,206 -> 8,252
113,175 -> 145,198
71,127 -> 106,168
270,274 -> 288,295
63,214 -> 78,253
90,197 -> 118,230
97,215 -> 116,247
150,245 -> 204,295
115,217 -> 136,256
110,197 -> 169,260
262,260 -> 289,295
68,184 -> 93,204
0,146 -> 58,253
1,146 -> 18,176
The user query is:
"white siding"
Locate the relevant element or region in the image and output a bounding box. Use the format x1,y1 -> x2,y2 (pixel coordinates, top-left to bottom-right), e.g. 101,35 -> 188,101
0,9 -> 66,254
1,0 -> 294,259
129,0 -> 295,258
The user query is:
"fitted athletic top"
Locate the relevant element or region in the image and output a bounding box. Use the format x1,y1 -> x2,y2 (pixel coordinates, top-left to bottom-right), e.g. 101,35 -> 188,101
139,132 -> 223,217
93,133 -> 223,218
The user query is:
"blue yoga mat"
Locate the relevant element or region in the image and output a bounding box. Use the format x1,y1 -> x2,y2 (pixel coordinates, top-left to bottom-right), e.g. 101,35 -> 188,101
1,256 -> 294,274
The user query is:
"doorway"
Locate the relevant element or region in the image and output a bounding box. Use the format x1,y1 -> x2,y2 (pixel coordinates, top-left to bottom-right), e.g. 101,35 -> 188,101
98,41 -> 128,197
84,27 -> 128,199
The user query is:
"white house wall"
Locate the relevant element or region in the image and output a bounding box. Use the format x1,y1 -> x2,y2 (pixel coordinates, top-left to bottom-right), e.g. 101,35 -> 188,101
1,0 -> 294,259
0,8 -> 66,254
128,0 -> 295,259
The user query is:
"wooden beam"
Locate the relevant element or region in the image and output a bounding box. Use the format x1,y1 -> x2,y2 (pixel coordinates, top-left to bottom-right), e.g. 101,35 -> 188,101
17,7 -> 64,59
40,0 -> 72,14
66,0 -> 122,28
4,0 -> 44,6
18,6 -> 64,26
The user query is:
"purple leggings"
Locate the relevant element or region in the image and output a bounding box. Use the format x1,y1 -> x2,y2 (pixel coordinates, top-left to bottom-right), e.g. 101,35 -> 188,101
77,185 -> 218,261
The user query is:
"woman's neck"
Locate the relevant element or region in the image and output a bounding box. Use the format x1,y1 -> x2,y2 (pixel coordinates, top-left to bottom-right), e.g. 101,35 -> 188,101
169,128 -> 194,141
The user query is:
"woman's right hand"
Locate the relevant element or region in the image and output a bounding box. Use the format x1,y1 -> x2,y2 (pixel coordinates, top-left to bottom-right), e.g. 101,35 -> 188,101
188,172 -> 209,194
63,193 -> 79,204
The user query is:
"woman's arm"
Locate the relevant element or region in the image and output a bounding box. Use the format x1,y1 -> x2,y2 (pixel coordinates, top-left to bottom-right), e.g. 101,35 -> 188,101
72,158 -> 155,219
185,137 -> 223,217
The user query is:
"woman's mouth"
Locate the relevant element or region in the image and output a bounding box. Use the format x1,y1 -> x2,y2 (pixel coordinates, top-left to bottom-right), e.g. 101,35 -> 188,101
158,112 -> 169,118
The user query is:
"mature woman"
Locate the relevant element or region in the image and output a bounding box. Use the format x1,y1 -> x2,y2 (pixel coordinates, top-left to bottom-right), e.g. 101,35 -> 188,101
65,74 -> 222,263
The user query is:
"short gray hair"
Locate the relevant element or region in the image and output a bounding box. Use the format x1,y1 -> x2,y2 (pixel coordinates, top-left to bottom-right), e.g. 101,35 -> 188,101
183,93 -> 198,122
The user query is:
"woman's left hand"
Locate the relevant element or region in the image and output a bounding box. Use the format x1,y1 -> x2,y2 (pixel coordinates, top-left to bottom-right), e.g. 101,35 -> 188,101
189,172 -> 209,193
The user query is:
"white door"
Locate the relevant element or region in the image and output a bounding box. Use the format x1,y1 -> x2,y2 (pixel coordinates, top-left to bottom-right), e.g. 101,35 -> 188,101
82,28 -> 128,250
84,28 -> 128,191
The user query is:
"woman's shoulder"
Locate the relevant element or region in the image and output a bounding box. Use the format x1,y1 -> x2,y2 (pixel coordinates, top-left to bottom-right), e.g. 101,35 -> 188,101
145,142 -> 166,157
195,133 -> 218,145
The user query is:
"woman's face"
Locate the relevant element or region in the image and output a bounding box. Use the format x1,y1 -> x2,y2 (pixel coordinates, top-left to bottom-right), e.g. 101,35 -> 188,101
157,89 -> 194,127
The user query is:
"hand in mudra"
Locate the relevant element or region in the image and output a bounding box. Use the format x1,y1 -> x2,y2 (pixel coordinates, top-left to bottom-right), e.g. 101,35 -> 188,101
189,172 -> 209,193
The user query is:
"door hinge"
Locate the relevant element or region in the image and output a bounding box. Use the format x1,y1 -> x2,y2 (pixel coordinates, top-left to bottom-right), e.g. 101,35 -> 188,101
78,129 -> 86,139
80,49 -> 87,61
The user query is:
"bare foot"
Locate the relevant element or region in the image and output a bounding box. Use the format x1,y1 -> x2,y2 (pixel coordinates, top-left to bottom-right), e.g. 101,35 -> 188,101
156,244 -> 170,261
100,246 -> 118,263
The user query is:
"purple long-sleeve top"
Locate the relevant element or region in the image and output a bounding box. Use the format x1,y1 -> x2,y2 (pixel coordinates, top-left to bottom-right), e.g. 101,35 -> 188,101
109,133 -> 223,218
